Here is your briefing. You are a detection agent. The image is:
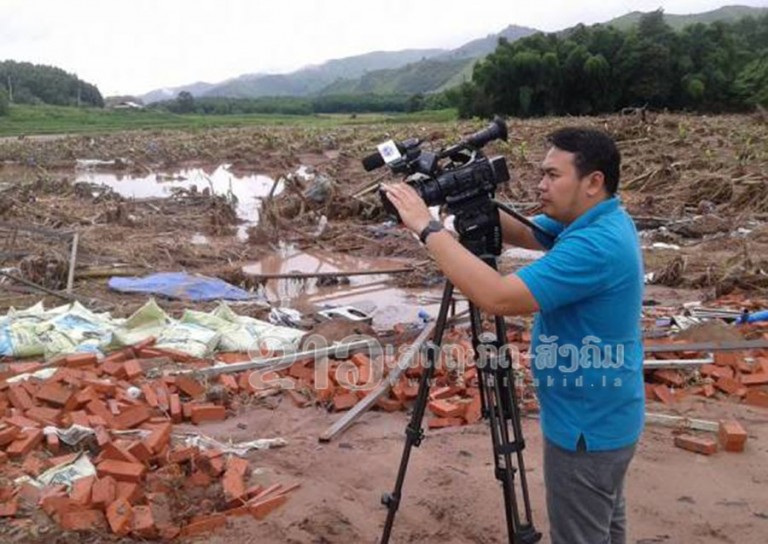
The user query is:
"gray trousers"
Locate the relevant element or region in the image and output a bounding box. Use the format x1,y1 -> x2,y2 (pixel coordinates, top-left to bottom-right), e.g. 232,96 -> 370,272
543,437 -> 636,544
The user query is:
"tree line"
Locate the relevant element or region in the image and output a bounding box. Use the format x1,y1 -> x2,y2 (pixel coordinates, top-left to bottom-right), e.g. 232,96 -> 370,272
155,92 -> 449,115
0,60 -> 104,112
450,10 -> 768,118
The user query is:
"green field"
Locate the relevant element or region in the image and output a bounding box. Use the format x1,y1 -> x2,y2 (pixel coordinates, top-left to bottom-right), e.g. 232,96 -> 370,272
0,105 -> 458,137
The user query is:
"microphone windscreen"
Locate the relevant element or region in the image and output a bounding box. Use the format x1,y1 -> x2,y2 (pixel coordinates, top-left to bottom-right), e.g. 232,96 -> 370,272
362,152 -> 385,171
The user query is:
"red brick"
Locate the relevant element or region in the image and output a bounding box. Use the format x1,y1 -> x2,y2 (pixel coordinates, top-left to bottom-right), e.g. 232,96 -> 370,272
107,498 -> 133,536
92,476 -> 117,510
428,399 -> 465,418
6,429 -> 44,458
0,451 -> 7,465
674,434 -> 718,455
69,476 -> 95,505
21,455 -> 48,477
218,374 -> 239,392
97,459 -> 147,483
376,397 -> 403,412
741,373 -> 768,386
65,353 -> 99,368
133,336 -> 157,351
25,406 -> 62,426
653,369 -> 685,388
0,425 -> 20,446
714,352 -> 739,368
168,446 -> 198,464
332,392 -> 358,411
701,364 -> 734,380
745,389 -> 768,408
182,513 -> 227,536
127,440 -> 153,464
100,442 -> 140,464
35,382 -> 75,408
116,482 -> 143,505
82,378 -> 116,396
143,422 -> 172,454
463,395 -> 483,424
131,505 -> 157,538
174,376 -> 206,398
715,376 -> 747,397
190,405 -> 226,424
141,385 -> 158,408
4,413 -> 41,428
46,431 -> 60,453
428,417 -> 464,429
719,420 -> 748,452
222,468 -> 246,505
0,499 -> 18,517
169,394 -> 182,423
60,509 -> 107,531
86,400 -> 115,426
124,359 -> 143,379
103,351 -> 128,365
8,385 -> 34,410
114,405 -> 151,429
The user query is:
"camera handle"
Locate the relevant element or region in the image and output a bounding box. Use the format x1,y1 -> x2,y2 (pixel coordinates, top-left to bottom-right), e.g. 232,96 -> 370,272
380,263 -> 542,544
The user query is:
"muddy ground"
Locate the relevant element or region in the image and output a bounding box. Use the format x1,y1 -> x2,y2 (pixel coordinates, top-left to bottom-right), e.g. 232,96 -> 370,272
1,112 -> 767,542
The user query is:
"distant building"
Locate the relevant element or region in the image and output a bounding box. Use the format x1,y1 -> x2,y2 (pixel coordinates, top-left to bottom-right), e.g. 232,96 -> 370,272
112,101 -> 145,110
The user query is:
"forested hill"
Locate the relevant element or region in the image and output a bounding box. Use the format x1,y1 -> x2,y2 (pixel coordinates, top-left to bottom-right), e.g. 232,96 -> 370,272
0,60 -> 103,107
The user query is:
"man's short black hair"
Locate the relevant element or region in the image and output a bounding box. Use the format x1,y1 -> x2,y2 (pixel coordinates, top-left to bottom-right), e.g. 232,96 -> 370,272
546,127 -> 621,195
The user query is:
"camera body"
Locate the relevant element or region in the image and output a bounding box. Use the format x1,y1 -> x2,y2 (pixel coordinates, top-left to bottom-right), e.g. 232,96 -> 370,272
363,116 -> 510,219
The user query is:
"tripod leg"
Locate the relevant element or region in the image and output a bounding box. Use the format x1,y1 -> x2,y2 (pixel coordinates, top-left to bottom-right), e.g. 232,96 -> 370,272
471,305 -> 541,544
380,280 -> 455,544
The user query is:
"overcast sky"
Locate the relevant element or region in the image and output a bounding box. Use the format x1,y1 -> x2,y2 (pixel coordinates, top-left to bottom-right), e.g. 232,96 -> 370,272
1,0 -> 766,96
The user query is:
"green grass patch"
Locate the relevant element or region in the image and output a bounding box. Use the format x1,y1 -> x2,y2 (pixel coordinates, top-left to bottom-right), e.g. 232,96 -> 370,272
0,105 -> 458,136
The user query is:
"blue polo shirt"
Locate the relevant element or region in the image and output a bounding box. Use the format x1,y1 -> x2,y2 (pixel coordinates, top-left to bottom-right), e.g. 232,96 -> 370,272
516,197 -> 645,452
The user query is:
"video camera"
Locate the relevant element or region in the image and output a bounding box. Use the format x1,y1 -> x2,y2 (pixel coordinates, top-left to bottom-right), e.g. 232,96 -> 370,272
362,116 -> 511,218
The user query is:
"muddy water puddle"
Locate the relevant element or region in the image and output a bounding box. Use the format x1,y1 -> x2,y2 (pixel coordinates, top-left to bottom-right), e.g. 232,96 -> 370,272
243,248 -> 442,329
74,163 -> 286,240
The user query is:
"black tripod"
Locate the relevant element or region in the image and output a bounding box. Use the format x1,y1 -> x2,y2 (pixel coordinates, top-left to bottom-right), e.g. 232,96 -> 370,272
380,197 -> 548,544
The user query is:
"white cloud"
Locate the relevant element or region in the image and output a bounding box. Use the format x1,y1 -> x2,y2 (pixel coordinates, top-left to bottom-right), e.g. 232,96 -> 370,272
0,0 -> 766,95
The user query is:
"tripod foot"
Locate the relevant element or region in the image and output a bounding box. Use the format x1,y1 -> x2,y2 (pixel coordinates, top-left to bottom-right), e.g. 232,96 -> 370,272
515,524 -> 542,544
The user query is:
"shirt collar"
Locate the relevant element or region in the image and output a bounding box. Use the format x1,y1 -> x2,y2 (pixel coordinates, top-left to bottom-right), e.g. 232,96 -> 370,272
562,196 -> 620,235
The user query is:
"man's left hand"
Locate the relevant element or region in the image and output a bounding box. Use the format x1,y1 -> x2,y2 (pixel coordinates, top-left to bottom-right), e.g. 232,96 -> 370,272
381,183 -> 434,234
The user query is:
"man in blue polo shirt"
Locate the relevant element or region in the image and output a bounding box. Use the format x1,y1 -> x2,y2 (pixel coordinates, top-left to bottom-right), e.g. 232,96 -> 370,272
383,127 -> 644,544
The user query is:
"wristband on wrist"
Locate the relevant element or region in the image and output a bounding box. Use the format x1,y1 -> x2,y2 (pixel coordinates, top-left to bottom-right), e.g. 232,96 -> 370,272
418,220 -> 444,244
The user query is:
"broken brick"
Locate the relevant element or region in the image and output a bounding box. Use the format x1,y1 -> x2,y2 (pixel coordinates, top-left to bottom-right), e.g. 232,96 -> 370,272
131,505 -> 157,538
92,476 -> 117,510
674,434 -> 718,455
143,423 -> 172,454
174,376 -> 206,398
332,392 -> 358,411
107,498 -> 133,536
428,399 -> 465,418
69,476 -> 95,505
6,429 -> 44,458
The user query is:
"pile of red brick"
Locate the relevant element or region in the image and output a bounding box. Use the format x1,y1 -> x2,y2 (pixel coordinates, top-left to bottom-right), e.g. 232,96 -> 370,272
644,340 -> 768,409
0,338 -> 298,538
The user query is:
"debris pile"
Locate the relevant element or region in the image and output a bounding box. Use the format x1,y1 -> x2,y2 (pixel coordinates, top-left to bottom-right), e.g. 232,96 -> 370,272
0,338 -> 299,539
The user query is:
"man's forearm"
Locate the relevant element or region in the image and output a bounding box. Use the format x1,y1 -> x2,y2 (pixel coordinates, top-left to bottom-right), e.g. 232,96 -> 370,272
500,212 -> 545,250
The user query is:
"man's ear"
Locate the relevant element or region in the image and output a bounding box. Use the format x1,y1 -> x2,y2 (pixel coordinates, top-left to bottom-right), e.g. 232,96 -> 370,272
585,171 -> 606,197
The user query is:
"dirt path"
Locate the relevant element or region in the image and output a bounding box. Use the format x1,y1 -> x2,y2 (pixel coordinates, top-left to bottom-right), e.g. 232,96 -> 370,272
196,396 -> 768,544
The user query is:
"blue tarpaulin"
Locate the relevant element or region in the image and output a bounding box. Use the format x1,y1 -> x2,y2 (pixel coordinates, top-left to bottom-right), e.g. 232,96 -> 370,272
108,272 -> 262,302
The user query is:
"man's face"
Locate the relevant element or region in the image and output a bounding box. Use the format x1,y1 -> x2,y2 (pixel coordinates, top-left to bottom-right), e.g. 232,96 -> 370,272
537,146 -> 594,224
